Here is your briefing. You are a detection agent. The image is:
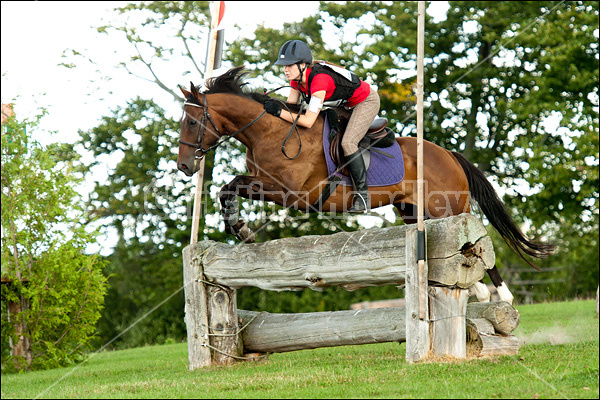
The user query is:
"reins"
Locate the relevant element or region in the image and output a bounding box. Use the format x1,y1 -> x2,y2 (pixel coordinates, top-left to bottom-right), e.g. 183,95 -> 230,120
264,85 -> 304,160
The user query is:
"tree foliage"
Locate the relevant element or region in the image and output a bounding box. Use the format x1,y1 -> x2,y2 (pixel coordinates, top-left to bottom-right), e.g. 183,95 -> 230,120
67,0 -> 598,351
300,1 -> 598,298
1,111 -> 107,371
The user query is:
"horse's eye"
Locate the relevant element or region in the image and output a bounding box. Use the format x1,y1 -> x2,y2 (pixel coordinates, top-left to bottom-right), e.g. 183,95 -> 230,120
190,120 -> 197,126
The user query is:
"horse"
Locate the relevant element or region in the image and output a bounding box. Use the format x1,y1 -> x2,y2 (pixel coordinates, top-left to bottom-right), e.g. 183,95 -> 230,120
176,66 -> 555,304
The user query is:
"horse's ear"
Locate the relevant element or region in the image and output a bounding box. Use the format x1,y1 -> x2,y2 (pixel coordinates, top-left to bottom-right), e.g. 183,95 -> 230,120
190,81 -> 201,99
179,84 -> 192,99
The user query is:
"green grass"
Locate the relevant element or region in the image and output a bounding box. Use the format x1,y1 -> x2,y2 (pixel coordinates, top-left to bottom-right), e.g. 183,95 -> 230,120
2,300 -> 598,399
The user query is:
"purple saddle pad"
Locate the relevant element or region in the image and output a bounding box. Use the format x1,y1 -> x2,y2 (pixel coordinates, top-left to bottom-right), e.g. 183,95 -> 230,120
322,117 -> 405,187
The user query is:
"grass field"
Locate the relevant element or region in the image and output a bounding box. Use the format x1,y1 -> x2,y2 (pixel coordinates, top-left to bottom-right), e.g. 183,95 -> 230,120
1,299 -> 598,399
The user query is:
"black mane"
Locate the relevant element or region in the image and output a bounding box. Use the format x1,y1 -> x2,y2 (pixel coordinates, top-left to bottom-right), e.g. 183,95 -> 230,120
199,66 -> 304,115
204,66 -> 268,104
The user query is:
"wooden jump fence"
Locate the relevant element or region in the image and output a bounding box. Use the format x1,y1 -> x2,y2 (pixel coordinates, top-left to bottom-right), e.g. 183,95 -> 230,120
182,213 -> 521,370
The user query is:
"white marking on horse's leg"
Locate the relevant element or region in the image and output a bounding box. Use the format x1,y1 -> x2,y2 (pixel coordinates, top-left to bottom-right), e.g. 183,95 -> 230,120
473,281 -> 491,302
496,282 -> 514,305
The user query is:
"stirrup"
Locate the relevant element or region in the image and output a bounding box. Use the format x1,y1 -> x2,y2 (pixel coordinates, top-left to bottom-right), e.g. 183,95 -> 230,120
348,192 -> 370,213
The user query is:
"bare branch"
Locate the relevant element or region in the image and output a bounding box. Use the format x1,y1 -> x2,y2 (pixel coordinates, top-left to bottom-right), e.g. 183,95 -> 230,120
128,42 -> 182,103
179,19 -> 205,77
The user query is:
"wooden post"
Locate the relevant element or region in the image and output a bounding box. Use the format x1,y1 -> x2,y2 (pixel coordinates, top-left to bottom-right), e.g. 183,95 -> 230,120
429,287 -> 468,358
405,227 -> 430,363
416,1 -> 427,320
183,249 -> 211,369
406,1 -> 430,363
183,245 -> 242,369
190,1 -> 225,245
206,284 -> 241,365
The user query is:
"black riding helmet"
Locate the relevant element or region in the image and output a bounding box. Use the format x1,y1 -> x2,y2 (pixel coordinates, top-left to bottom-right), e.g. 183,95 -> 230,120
274,39 -> 313,66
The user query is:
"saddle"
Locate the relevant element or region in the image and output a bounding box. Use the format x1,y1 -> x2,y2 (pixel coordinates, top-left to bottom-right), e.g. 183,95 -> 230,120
326,110 -> 396,175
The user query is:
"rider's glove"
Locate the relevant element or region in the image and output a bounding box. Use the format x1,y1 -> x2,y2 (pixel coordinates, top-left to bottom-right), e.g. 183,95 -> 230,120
264,99 -> 283,117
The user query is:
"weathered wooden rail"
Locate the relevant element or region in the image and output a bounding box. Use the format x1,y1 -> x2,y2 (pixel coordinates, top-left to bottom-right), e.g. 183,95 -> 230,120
182,213 -> 520,370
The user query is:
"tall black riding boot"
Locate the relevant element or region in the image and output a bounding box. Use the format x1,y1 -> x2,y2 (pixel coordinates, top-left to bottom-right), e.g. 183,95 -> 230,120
345,150 -> 370,213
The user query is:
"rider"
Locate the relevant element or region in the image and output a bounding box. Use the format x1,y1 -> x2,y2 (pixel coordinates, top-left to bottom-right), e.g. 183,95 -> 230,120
264,39 -> 380,213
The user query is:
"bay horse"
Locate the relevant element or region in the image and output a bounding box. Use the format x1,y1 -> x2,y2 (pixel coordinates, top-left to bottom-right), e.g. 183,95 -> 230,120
177,66 -> 555,304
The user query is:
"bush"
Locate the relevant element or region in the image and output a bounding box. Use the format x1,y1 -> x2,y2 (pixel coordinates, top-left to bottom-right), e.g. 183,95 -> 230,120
1,110 -> 108,372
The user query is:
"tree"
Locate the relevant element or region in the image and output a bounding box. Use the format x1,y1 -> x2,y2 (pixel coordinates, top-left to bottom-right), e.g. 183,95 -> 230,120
309,1 -> 599,299
1,109 -> 107,372
227,1 -> 598,300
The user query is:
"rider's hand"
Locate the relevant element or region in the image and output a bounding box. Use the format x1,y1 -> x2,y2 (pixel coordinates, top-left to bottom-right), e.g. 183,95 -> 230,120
264,99 -> 282,117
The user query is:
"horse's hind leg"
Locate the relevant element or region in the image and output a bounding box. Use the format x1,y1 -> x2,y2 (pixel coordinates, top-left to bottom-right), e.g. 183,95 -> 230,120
471,281 -> 491,302
487,266 -> 514,304
393,202 -> 428,224
471,267 -> 514,304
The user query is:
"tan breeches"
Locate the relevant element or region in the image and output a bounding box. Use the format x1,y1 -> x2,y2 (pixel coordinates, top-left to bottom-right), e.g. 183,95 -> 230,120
335,87 -> 380,155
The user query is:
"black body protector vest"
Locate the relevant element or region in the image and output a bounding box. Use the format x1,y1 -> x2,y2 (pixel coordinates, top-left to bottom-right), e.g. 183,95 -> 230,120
306,63 -> 361,108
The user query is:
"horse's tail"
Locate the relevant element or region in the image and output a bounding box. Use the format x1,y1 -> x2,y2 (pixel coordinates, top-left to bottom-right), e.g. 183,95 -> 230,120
451,151 -> 556,270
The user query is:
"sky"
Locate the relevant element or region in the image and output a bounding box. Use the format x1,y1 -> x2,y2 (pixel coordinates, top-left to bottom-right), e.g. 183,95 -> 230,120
1,1 -> 321,146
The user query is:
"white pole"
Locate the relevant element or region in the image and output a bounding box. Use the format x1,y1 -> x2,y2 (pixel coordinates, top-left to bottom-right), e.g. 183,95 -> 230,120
190,1 -> 223,245
416,1 -> 427,320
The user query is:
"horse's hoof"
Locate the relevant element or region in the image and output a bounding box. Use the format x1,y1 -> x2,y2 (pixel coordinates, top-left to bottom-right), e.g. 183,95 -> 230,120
236,224 -> 255,243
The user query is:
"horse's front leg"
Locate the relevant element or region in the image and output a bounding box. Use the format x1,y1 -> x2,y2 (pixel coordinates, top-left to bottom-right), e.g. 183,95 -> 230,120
219,179 -> 255,243
219,175 -> 305,243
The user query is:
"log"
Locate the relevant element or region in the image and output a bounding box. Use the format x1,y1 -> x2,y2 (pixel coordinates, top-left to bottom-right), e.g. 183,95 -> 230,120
235,302 -> 517,357
466,310 -> 522,358
466,318 -> 522,357
183,214 -> 493,292
466,318 -> 495,336
237,308 -> 406,353
466,301 -> 520,335
476,334 -> 521,357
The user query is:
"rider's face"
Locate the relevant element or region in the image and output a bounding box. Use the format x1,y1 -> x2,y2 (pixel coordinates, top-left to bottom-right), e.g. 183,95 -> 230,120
283,63 -> 304,81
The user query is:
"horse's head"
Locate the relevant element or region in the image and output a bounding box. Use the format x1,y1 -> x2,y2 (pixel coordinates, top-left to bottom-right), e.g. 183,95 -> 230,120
177,67 -> 267,177
177,82 -> 223,176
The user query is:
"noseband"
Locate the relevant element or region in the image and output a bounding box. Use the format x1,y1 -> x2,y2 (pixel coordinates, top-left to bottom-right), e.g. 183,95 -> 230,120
179,93 -> 266,160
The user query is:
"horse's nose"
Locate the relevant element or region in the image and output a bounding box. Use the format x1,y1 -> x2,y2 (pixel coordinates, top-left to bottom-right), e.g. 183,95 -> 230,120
178,162 -> 193,176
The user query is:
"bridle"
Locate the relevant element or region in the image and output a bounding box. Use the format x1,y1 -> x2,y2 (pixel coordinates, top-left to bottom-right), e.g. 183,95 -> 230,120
179,93 -> 266,160
179,88 -> 303,161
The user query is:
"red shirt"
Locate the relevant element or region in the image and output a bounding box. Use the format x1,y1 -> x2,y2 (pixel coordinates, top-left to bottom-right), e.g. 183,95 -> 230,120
291,67 -> 371,108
